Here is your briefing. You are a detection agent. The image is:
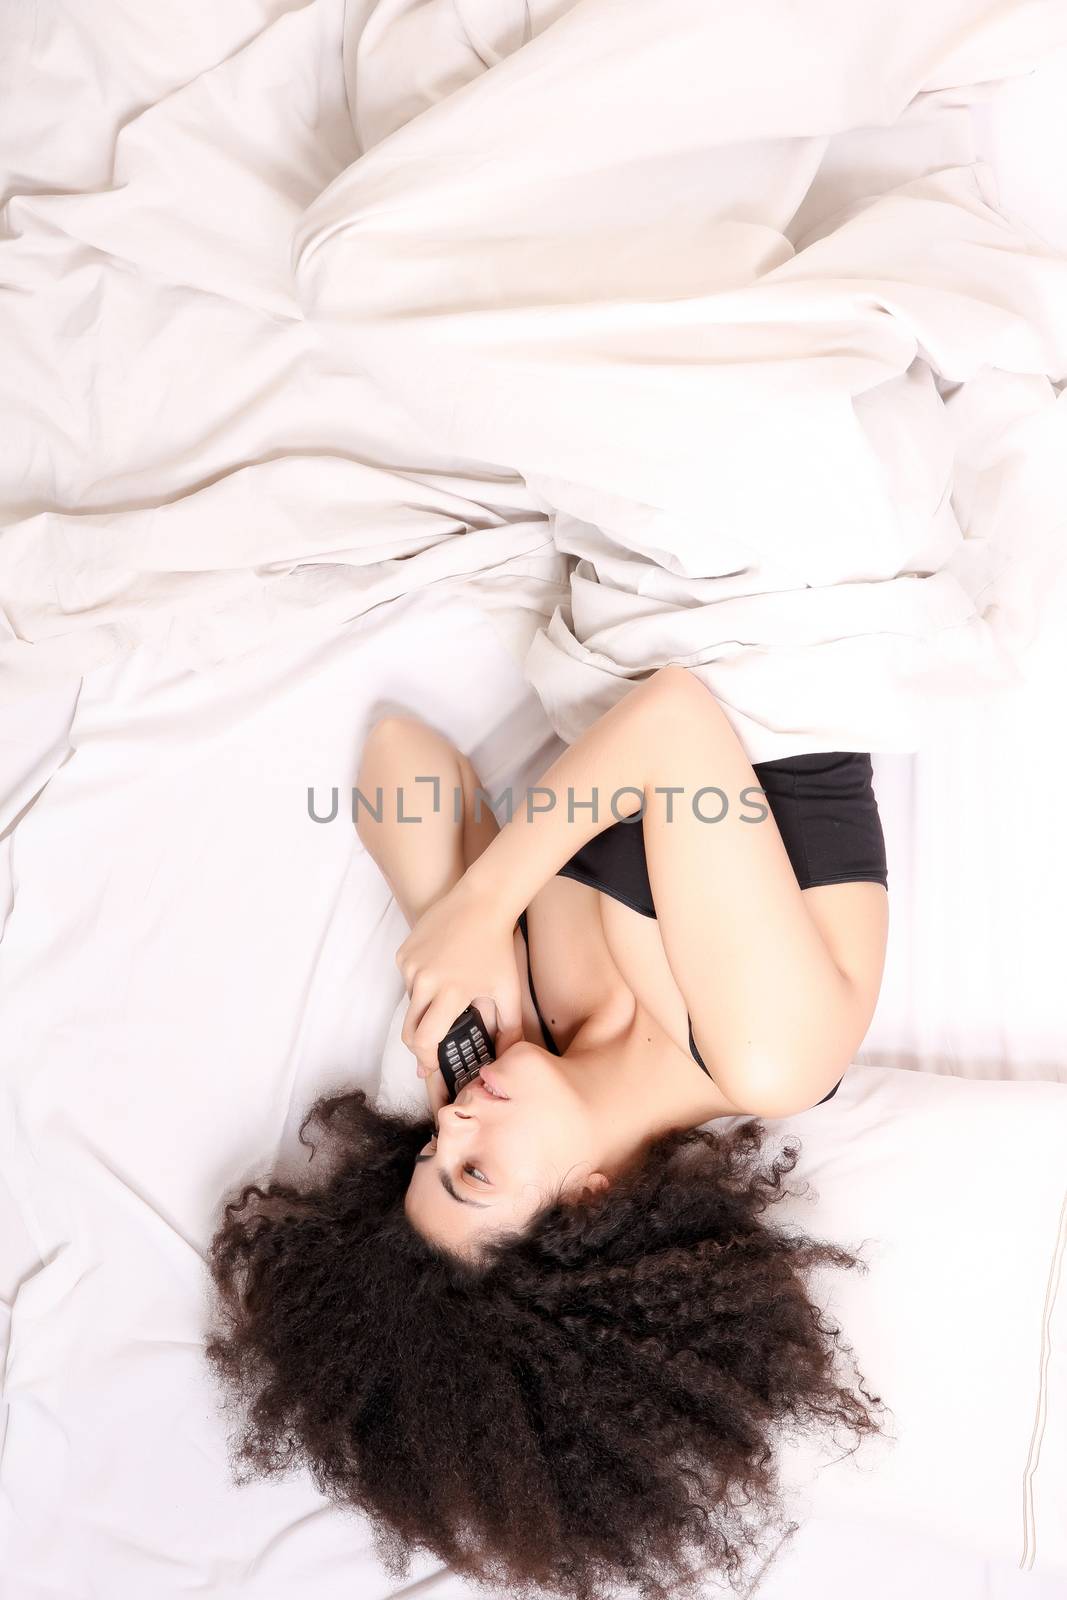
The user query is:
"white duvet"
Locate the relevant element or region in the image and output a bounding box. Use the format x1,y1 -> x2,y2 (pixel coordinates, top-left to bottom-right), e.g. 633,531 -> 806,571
2,0 -> 1066,760
296,0 -> 1067,758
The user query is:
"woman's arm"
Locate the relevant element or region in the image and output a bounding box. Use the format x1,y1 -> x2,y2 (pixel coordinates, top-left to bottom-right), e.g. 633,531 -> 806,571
458,667 -> 689,917
634,677 -> 884,1115
356,715 -> 515,1102
394,671 -> 677,1066
460,666 -> 879,1116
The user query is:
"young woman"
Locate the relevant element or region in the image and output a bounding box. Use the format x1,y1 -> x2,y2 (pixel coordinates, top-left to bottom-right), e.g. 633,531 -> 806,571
381,666 -> 889,1257
207,666 -> 890,1600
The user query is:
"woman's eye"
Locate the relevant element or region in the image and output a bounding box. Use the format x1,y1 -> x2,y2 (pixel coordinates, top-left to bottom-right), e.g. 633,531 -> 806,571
425,1138 -> 488,1186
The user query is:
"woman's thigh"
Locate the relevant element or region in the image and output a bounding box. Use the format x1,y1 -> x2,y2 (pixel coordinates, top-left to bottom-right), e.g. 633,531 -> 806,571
355,716 -> 499,928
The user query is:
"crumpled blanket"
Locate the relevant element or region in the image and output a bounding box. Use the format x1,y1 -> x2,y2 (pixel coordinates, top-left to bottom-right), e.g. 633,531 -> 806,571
2,0 -> 1066,764
296,0 -> 1067,758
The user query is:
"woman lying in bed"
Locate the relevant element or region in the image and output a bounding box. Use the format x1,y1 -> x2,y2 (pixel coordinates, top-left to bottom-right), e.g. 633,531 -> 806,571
207,666 -> 890,1600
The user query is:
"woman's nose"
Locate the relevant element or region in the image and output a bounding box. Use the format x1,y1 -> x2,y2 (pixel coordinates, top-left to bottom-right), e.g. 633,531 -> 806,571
437,1104 -> 474,1131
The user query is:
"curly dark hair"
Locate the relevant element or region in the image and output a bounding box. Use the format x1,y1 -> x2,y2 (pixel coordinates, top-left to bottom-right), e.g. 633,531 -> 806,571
205,1086 -> 889,1600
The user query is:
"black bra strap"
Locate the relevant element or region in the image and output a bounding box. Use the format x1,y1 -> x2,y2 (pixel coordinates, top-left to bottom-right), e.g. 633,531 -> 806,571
516,911 -> 561,1056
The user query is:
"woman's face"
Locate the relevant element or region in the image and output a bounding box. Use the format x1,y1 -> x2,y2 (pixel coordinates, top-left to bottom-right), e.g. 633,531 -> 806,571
403,1040 -> 610,1257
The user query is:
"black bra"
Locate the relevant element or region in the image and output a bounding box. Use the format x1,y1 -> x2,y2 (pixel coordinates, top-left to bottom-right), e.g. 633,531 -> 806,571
515,751 -> 889,1111
516,908 -> 717,1073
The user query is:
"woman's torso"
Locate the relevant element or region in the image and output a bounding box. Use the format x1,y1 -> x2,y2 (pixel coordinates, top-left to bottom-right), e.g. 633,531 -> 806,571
513,868 -> 756,1122
509,747 -> 890,1120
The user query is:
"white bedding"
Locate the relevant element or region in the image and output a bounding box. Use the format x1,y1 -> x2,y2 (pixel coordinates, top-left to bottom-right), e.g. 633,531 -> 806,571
296,0 -> 1067,761
3,599 -> 1065,1600
2,2 -> 1067,1597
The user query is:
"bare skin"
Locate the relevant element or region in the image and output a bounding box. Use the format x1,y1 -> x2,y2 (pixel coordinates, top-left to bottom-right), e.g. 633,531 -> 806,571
356,671 -> 888,1257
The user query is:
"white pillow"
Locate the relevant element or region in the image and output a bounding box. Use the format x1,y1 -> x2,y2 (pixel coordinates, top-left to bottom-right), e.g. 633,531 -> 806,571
761,1066 -> 1066,1577
378,1023 -> 1066,1576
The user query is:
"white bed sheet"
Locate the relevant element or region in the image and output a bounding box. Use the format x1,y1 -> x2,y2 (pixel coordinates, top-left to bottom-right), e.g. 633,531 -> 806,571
2,3 -> 1067,1598
2,586 -> 1065,1600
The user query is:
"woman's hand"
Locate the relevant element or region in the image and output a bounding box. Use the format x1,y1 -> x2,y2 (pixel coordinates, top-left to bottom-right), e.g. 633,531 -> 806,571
396,878 -> 525,1078
421,1057 -> 453,1127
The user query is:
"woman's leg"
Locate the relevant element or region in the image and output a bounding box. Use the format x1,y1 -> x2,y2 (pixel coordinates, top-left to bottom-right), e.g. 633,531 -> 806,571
355,716 -> 499,929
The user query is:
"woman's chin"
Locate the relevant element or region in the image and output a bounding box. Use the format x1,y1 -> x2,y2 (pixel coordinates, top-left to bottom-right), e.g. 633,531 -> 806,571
476,1040 -> 544,1099
495,1038 -> 552,1070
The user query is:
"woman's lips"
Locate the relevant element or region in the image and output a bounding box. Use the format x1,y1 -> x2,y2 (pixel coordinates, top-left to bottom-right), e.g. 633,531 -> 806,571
478,1068 -> 509,1100
454,1069 -> 510,1107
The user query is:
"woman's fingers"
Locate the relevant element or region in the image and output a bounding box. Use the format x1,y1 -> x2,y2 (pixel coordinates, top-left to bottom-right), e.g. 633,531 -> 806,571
400,982 -> 436,1052
411,991 -> 466,1074
401,983 -> 465,1068
425,1069 -> 452,1123
473,984 -> 524,1057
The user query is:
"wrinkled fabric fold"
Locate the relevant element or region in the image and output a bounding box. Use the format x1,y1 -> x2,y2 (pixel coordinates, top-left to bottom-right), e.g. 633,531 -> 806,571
297,0 -> 1067,758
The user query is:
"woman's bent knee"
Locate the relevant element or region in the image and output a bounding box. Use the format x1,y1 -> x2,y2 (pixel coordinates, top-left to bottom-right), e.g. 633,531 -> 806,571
356,716 -> 464,843
363,713 -> 434,751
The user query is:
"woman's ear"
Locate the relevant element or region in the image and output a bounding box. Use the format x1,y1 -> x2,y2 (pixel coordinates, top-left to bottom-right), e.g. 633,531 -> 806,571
583,1172 -> 611,1196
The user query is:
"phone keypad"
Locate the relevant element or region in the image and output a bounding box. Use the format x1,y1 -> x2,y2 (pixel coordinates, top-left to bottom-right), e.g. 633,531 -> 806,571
439,1011 -> 495,1095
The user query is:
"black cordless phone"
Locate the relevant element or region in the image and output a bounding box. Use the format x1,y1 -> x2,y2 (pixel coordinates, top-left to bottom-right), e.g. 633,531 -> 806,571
436,1004 -> 496,1100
